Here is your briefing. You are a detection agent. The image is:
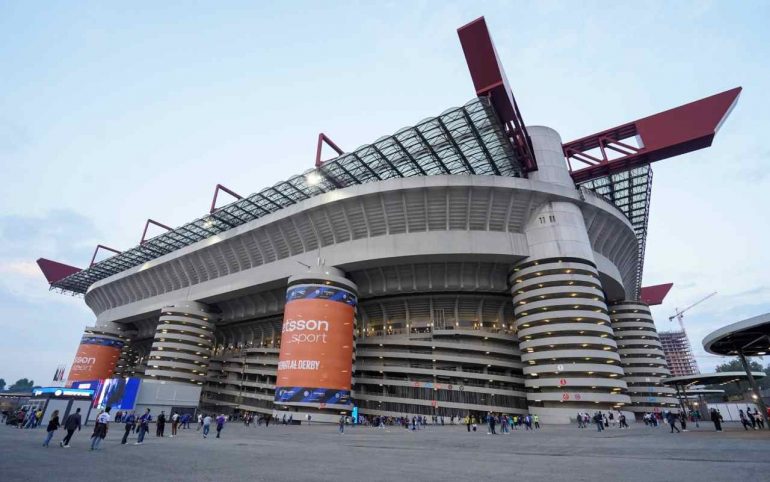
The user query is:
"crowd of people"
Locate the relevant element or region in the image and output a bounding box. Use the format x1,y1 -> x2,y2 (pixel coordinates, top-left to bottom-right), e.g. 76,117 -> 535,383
7,407 -> 46,429
5,403 -> 766,447
738,406 -> 766,430
575,411 -> 630,431
21,406 -> 236,450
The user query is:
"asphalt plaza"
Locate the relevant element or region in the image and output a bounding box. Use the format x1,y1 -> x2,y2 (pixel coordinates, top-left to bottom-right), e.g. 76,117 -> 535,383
0,421 -> 768,482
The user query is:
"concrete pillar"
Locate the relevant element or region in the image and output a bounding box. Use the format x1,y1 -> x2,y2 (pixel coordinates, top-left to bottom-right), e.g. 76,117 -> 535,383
144,301 -> 216,385
513,126 -> 631,423
66,323 -> 130,384
609,300 -> 678,416
274,266 -> 358,423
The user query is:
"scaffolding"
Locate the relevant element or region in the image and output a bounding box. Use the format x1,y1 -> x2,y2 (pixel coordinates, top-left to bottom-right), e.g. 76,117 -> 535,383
659,330 -> 700,377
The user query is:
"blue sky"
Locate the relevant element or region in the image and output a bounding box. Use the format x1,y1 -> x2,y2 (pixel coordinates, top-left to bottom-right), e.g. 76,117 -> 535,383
1,1 -> 768,385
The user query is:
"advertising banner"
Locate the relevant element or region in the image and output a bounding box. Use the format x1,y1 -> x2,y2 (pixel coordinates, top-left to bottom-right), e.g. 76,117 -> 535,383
71,377 -> 141,410
95,377 -> 141,410
275,283 -> 356,406
67,336 -> 124,382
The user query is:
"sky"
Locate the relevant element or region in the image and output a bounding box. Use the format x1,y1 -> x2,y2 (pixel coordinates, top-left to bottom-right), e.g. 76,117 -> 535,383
1,1 -> 768,386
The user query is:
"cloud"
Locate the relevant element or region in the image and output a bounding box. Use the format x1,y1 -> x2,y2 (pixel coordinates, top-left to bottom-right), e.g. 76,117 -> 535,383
0,290 -> 88,386
0,260 -> 40,278
0,209 -> 99,262
0,210 -> 99,384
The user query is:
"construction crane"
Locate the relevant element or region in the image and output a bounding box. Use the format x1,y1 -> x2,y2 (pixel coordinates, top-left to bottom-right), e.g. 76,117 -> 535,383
668,291 -> 717,332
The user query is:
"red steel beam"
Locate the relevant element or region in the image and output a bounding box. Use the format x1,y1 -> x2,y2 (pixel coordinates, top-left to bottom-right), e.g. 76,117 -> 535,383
457,16 -> 537,172
36,258 -> 82,284
640,282 -> 674,306
210,183 -> 243,213
565,87 -> 742,183
314,133 -> 344,167
89,244 -> 122,267
140,218 -> 174,244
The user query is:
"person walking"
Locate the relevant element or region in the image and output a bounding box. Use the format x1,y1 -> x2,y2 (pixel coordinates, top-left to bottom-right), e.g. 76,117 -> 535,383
619,413 -> 628,429
747,409 -> 757,430
594,412 -> 604,432
43,410 -> 60,447
135,409 -> 151,445
202,414 -> 212,438
90,406 -> 112,451
197,413 -> 203,431
16,410 -> 26,429
487,413 -> 496,435
24,410 -> 37,429
171,412 -> 179,437
338,414 -> 345,434
739,410 -> 751,430
34,409 -> 44,428
667,412 -> 681,433
533,414 -> 540,429
121,412 -> 136,444
215,414 -> 226,438
156,411 -> 166,437
710,409 -> 723,432
60,408 -> 82,447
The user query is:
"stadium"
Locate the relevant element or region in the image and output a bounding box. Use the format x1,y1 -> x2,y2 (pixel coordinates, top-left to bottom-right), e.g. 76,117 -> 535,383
36,17 -> 741,423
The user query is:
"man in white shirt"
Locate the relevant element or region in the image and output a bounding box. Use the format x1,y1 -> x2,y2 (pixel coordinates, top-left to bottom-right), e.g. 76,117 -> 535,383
90,406 -> 112,451
171,413 -> 180,437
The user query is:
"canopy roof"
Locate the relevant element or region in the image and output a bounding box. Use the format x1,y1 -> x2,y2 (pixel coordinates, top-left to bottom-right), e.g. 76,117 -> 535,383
702,312 -> 770,357
662,371 -> 766,387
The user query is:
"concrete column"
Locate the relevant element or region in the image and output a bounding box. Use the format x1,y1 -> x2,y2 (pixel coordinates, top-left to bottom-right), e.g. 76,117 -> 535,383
513,126 -> 631,424
144,301 -> 216,385
609,301 -> 678,416
67,322 -> 131,384
274,266 -> 358,423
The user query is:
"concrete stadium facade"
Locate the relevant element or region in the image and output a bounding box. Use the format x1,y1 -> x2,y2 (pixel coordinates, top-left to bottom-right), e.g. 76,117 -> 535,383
38,17 -> 740,423
67,126 -> 676,423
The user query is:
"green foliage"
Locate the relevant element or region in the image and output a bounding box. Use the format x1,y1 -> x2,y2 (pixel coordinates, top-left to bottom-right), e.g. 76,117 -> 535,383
715,358 -> 763,373
8,378 -> 35,391
709,358 -> 770,395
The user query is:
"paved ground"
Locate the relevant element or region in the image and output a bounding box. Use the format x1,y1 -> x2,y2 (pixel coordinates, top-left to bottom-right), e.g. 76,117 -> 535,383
0,421 -> 768,481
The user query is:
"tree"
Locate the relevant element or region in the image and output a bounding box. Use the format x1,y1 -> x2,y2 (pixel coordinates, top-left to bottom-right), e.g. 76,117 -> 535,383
711,358 -> 770,394
8,378 -> 35,391
715,358 -> 763,373
0,378 -> 5,391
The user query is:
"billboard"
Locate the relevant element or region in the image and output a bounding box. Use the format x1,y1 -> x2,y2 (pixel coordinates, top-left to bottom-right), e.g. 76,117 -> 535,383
275,283 -> 356,406
67,336 -> 124,382
71,377 -> 141,410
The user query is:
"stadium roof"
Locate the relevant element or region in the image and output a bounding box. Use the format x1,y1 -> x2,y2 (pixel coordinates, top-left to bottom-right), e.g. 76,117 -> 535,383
47,97 -> 527,294
39,16 -> 740,300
